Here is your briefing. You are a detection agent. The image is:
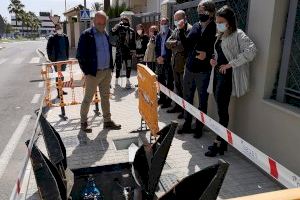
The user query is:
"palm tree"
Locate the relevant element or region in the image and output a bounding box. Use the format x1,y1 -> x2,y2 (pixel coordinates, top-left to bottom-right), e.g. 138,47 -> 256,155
8,0 -> 25,33
28,11 -> 41,37
92,2 -> 103,11
19,10 -> 27,36
107,0 -> 129,18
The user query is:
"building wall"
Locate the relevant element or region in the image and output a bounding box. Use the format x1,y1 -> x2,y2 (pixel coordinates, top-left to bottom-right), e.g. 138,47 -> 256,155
11,14 -> 54,36
147,0 -> 164,13
74,22 -> 81,48
232,0 -> 300,175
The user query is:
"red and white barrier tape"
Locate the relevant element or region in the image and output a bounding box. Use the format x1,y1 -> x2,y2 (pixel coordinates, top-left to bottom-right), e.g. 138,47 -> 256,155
158,83 -> 300,188
10,92 -> 45,200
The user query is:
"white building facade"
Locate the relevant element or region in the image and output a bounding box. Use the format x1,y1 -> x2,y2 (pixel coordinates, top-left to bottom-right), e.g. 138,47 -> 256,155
11,12 -> 55,36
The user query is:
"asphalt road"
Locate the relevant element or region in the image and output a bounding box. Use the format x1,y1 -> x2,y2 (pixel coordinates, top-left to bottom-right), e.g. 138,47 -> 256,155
0,40 -> 47,199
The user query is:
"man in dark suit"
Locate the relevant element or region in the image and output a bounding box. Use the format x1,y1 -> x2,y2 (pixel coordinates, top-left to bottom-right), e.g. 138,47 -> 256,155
76,11 -> 121,132
46,23 -> 69,97
155,18 -> 174,108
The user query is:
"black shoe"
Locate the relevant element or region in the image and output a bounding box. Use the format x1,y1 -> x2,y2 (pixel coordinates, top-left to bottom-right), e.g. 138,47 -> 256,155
81,122 -> 92,133
177,112 -> 184,119
167,106 -> 181,113
177,123 -> 192,134
205,146 -> 225,157
193,131 -> 203,139
208,142 -> 228,151
104,121 -> 121,130
161,103 -> 171,109
63,91 -> 68,95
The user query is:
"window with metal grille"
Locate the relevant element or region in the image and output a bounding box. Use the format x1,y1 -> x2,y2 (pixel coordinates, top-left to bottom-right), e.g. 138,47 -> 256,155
172,0 -> 249,31
275,0 -> 300,108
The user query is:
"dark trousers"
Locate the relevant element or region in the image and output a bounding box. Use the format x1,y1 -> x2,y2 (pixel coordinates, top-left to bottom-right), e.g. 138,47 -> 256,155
146,62 -> 156,73
157,63 -> 174,105
183,69 -> 210,131
173,70 -> 184,109
213,68 -> 232,147
115,58 -> 131,78
115,48 -> 132,79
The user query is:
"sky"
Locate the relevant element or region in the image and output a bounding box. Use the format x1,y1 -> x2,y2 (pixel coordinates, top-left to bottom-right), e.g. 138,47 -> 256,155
1,0 -> 104,22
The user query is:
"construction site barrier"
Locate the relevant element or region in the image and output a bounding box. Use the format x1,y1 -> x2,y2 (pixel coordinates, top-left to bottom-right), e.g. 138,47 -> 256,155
10,62 -> 300,199
157,83 -> 300,188
137,64 -> 159,137
41,59 -> 102,119
9,93 -> 45,200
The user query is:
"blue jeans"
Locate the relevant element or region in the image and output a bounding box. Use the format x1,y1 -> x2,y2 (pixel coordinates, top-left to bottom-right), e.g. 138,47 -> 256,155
183,69 -> 211,131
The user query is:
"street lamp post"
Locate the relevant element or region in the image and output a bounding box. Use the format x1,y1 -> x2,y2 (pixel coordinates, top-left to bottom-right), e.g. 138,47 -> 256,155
84,0 -> 87,29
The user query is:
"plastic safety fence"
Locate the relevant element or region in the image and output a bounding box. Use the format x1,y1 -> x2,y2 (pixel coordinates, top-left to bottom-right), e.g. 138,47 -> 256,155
157,83 -> 300,188
41,59 -> 102,119
9,92 -> 45,200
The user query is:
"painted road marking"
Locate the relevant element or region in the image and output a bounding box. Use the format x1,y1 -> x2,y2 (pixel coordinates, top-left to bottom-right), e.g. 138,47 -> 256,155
0,115 -> 31,179
31,94 -> 41,104
0,58 -> 8,65
12,57 -> 24,64
29,57 -> 40,64
38,81 -> 44,88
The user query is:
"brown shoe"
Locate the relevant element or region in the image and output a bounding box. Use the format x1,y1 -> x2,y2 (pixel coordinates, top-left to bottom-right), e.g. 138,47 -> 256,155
104,121 -> 121,130
81,122 -> 92,133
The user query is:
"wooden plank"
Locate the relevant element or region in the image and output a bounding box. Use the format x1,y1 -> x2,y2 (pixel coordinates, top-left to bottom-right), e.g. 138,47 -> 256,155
228,189 -> 300,200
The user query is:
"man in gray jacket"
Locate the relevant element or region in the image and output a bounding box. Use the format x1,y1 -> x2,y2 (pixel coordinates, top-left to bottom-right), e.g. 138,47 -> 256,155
166,10 -> 192,119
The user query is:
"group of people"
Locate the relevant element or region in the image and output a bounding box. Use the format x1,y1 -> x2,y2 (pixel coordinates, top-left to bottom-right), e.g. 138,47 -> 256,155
131,0 -> 257,157
48,0 -> 257,158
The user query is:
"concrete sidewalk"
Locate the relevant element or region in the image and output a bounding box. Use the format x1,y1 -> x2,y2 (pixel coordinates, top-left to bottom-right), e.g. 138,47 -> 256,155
25,68 -> 282,199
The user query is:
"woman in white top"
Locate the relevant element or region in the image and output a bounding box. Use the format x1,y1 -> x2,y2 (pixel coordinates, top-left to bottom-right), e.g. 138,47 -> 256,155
205,5 -> 257,157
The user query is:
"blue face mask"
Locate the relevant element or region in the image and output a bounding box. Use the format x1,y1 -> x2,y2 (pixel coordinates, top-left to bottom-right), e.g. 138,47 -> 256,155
216,23 -> 227,33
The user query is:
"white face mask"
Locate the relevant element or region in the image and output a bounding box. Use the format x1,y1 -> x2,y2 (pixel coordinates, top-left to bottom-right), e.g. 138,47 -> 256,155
137,30 -> 143,35
216,23 -> 227,33
56,29 -> 63,34
160,25 -> 169,33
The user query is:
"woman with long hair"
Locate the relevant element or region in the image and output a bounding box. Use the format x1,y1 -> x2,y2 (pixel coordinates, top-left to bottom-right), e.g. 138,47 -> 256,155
205,5 -> 257,157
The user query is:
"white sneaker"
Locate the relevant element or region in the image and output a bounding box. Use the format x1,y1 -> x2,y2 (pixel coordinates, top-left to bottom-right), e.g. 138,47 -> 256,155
126,79 -> 131,89
115,78 -> 119,86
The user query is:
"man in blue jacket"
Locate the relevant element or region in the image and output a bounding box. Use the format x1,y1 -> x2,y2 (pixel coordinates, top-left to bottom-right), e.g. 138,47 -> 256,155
155,18 -> 174,108
76,11 -> 121,132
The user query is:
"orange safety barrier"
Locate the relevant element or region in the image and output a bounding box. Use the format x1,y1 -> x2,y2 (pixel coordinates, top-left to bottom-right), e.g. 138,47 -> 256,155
41,59 -> 101,119
137,64 -> 159,137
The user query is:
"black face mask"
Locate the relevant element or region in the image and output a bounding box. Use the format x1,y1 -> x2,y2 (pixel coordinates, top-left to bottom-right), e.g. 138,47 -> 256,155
121,21 -> 129,26
199,14 -> 210,22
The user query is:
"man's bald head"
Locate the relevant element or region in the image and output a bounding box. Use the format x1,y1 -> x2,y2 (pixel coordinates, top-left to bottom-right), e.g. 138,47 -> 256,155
94,11 -> 107,32
174,10 -> 186,21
